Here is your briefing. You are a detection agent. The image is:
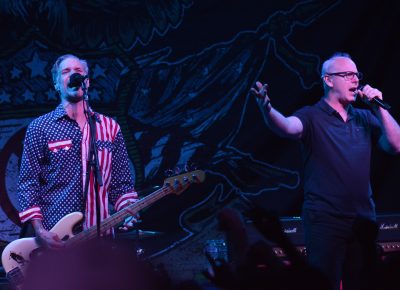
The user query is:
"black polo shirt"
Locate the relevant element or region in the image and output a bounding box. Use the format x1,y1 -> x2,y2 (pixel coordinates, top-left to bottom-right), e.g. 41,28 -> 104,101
293,99 -> 381,219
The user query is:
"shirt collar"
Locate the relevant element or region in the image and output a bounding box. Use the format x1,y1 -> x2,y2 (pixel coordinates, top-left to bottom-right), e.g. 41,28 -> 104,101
52,103 -> 68,120
318,98 -> 355,120
52,103 -> 101,122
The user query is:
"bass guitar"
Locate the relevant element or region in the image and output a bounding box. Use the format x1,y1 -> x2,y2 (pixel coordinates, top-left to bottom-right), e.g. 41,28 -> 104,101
1,170 -> 205,287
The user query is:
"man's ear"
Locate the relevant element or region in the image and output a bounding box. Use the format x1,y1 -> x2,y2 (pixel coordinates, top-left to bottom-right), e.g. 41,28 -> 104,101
323,75 -> 333,88
84,78 -> 90,88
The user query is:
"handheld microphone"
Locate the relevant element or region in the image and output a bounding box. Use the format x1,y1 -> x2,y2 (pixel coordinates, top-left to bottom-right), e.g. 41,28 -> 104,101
357,85 -> 391,110
68,73 -> 88,88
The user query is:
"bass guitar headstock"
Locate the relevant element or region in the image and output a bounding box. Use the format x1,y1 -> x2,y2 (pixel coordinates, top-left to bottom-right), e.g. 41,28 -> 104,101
163,170 -> 206,195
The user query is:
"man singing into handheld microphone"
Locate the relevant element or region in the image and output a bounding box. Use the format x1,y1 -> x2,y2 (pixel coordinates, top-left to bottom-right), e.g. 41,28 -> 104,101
17,54 -> 138,248
251,52 -> 400,290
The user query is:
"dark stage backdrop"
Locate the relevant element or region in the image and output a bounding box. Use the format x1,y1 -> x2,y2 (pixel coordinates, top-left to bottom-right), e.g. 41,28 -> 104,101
0,0 -> 399,268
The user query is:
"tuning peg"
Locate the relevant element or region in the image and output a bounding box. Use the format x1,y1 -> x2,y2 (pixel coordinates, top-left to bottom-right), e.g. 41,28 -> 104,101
164,169 -> 174,177
174,166 -> 182,175
184,162 -> 197,172
191,172 -> 200,183
182,175 -> 189,184
173,178 -> 183,191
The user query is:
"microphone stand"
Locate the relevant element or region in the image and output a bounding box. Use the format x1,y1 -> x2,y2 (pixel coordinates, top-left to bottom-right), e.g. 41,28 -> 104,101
82,82 -> 103,239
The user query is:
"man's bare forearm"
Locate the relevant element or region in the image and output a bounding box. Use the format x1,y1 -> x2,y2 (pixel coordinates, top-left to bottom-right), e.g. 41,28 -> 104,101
261,105 -> 303,140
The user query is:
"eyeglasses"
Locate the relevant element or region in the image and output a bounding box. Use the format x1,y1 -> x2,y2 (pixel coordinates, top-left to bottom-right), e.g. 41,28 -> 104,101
324,71 -> 363,81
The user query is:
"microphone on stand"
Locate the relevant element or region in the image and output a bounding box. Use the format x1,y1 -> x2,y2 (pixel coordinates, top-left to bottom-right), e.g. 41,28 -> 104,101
357,85 -> 391,110
68,73 -> 88,88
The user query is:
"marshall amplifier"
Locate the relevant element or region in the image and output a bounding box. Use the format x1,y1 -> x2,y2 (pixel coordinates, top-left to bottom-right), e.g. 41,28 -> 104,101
273,216 -> 306,257
376,214 -> 400,254
246,214 -> 400,257
245,216 -> 306,257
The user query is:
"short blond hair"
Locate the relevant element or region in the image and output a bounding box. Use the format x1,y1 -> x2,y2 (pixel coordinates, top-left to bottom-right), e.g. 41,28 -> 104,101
51,54 -> 89,85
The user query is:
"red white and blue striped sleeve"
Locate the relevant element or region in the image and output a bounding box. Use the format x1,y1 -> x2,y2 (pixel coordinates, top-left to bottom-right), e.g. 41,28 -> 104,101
19,206 -> 44,223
